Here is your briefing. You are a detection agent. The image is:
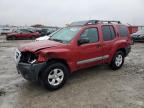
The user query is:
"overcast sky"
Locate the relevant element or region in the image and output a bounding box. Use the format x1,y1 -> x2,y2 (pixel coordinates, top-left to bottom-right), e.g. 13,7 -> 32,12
0,0 -> 144,26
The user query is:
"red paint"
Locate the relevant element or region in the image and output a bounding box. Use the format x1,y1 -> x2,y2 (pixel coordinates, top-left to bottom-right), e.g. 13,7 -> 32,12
6,32 -> 40,39
19,23 -> 131,73
128,26 -> 138,34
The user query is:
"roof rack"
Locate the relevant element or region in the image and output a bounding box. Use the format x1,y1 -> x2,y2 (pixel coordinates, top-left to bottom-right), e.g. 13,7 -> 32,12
96,20 -> 121,24
69,20 -> 121,26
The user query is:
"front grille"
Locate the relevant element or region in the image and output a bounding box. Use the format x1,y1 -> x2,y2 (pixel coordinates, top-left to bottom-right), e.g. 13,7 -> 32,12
20,52 -> 37,63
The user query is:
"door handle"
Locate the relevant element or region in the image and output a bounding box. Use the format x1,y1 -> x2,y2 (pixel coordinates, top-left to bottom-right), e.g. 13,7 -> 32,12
96,44 -> 102,48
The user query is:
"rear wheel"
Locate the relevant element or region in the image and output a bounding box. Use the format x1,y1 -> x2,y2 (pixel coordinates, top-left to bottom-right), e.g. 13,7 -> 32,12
40,62 -> 69,91
131,39 -> 134,45
12,36 -> 16,40
31,36 -> 35,40
6,36 -> 15,40
6,37 -> 10,40
110,51 -> 125,70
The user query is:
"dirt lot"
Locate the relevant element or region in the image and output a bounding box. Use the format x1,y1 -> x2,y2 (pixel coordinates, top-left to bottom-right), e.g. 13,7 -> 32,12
0,35 -> 144,108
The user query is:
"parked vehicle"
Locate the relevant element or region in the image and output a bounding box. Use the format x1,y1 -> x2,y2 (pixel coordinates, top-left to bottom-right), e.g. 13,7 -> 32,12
36,28 -> 51,36
6,29 -> 40,40
48,27 -> 59,34
128,26 -> 138,34
35,28 -> 61,41
0,28 -> 2,35
131,30 -> 144,42
15,20 -> 131,90
36,27 -> 59,36
1,28 -> 13,35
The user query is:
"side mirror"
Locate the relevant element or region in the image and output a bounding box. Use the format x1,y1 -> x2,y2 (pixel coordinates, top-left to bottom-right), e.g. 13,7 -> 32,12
78,38 -> 89,45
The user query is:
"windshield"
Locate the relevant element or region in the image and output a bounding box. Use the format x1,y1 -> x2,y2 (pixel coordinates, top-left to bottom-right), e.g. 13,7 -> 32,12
48,28 -> 62,37
50,27 -> 80,43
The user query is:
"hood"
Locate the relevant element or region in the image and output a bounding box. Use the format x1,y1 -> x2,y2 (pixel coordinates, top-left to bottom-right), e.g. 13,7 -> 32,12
132,33 -> 144,37
19,40 -> 64,52
132,33 -> 141,36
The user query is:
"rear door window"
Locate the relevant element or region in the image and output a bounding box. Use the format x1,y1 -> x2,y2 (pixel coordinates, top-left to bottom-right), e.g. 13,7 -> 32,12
102,25 -> 116,41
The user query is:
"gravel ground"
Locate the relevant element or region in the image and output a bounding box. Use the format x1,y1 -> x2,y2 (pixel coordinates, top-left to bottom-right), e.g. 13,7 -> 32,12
0,35 -> 144,108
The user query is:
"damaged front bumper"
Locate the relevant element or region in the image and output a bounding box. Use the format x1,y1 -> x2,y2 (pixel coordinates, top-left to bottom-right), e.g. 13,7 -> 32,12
17,62 -> 46,81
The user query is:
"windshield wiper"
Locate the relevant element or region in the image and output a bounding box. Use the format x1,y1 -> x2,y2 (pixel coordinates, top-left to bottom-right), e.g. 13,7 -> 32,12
50,38 -> 64,43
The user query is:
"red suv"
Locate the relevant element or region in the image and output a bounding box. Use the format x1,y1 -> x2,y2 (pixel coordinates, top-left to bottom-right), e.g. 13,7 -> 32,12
6,29 -> 40,40
15,20 -> 131,90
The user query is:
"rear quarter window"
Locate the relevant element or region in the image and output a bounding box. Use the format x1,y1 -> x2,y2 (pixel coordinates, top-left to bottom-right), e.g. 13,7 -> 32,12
119,25 -> 129,37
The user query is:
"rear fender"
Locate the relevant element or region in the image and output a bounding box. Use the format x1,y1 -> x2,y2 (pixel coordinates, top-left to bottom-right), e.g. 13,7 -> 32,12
109,40 -> 129,63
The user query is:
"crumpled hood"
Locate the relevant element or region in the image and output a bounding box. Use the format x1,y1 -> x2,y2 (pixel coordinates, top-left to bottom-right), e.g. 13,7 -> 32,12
19,40 -> 64,52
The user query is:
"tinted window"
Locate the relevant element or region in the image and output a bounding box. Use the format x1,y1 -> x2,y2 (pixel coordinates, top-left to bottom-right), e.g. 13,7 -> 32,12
80,28 -> 99,43
102,26 -> 115,41
20,29 -> 31,33
119,25 -> 129,37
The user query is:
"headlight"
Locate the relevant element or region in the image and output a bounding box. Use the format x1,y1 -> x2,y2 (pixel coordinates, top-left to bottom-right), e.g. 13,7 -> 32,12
14,49 -> 21,65
20,52 -> 37,64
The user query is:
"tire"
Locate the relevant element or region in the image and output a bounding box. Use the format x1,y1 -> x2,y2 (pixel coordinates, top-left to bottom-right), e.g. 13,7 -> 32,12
110,51 -> 125,70
6,37 -> 11,40
11,36 -> 16,40
40,62 -> 69,91
6,36 -> 15,40
131,39 -> 134,45
31,36 -> 35,40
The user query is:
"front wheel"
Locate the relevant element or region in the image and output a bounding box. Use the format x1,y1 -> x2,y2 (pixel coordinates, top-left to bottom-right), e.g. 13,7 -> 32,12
31,36 -> 35,40
12,36 -> 16,40
6,36 -> 15,40
40,62 -> 69,91
110,51 -> 125,70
